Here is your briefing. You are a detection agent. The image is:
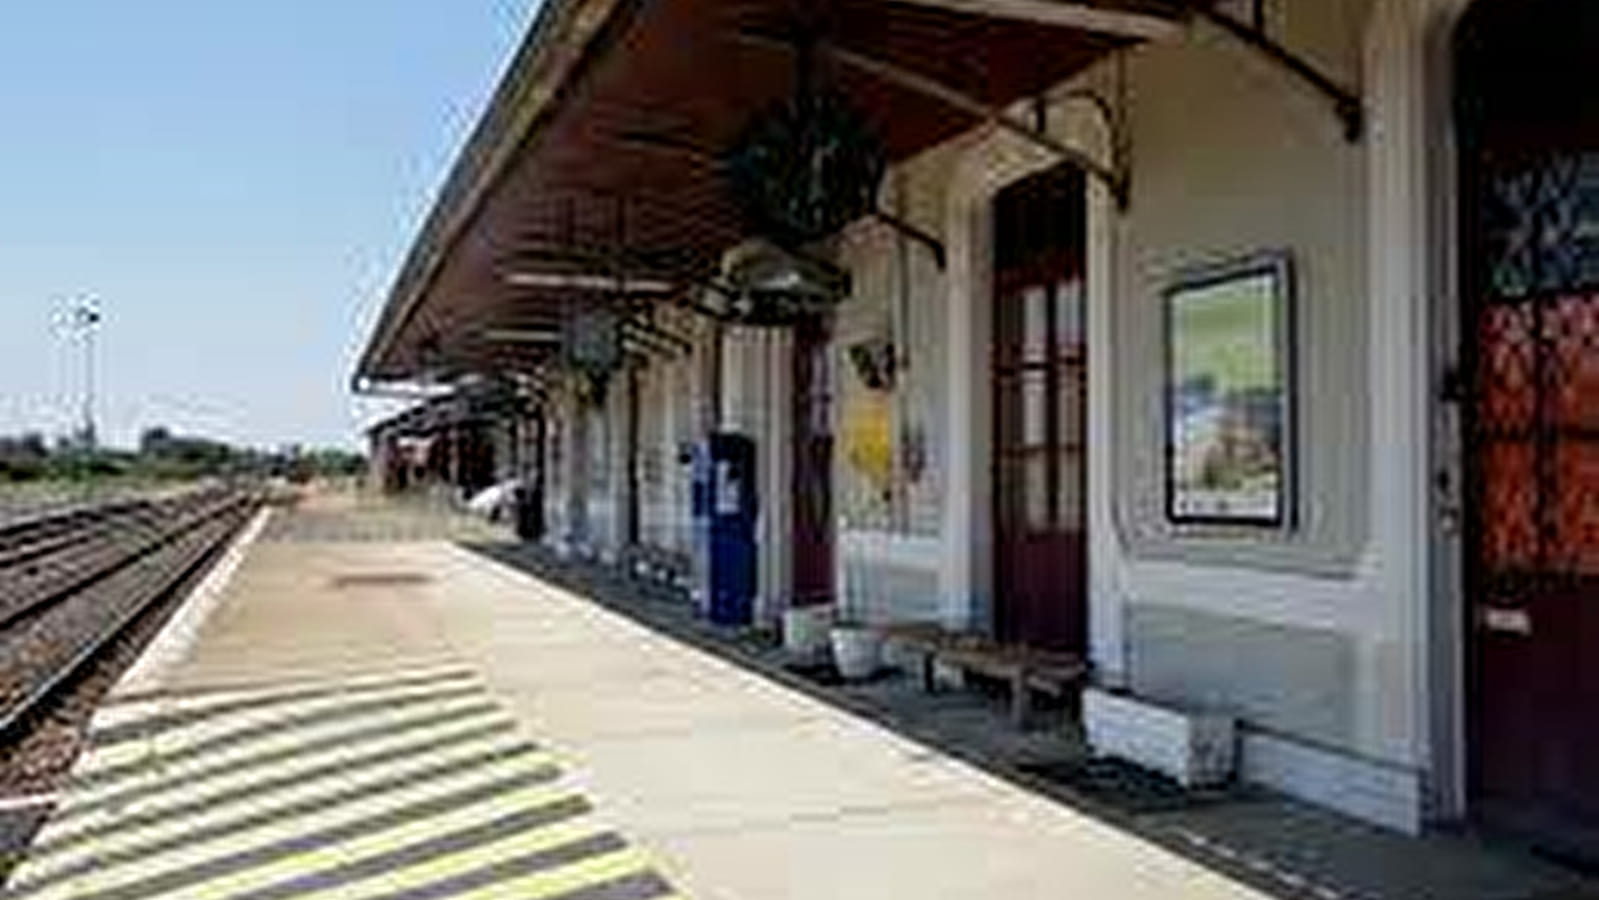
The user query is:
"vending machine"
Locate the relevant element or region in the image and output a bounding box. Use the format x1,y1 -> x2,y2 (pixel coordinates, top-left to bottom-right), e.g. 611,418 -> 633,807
692,432 -> 758,626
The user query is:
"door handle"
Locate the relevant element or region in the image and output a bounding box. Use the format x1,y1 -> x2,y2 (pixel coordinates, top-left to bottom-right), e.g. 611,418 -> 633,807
1434,469 -> 1461,536
1438,504 -> 1462,536
1479,606 -> 1532,635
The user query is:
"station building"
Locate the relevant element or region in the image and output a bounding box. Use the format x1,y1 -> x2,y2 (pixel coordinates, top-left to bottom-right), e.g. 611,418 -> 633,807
355,0 -> 1599,853
364,382 -> 520,497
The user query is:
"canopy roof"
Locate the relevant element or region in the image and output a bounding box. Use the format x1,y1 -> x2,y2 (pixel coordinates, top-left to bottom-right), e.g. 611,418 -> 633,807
356,0 -> 1190,385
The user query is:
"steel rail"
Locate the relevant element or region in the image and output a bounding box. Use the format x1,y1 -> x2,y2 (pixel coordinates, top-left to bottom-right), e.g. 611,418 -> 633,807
0,492 -> 237,629
0,492 -> 255,737
0,498 -> 191,579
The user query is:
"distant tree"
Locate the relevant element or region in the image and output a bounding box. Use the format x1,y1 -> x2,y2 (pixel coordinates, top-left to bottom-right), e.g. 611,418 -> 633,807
139,426 -> 173,456
0,425 -> 363,485
16,432 -> 46,460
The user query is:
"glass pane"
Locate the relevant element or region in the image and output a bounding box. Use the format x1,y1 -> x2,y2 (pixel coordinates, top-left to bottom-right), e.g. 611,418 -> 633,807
995,291 -> 1022,365
1480,439 -> 1538,572
995,374 -> 1019,445
997,455 -> 1020,524
1544,294 -> 1599,431
1485,152 -> 1599,299
1057,449 -> 1083,528
1057,366 -> 1085,446
1022,369 -> 1047,446
1025,454 -> 1050,529
1023,285 -> 1048,362
1478,301 -> 1537,434
1056,278 -> 1084,347
1551,439 -> 1599,575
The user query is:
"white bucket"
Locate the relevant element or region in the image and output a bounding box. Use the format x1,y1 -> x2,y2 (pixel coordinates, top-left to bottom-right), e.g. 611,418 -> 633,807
830,625 -> 883,680
783,605 -> 836,661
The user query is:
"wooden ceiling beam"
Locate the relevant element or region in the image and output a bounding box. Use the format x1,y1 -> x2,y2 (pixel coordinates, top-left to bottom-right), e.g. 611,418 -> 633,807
826,37 -> 1128,207
729,27 -> 1128,206
882,0 -> 1183,40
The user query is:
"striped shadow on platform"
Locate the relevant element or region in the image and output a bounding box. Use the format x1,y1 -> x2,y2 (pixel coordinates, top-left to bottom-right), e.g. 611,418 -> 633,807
4,666 -> 682,900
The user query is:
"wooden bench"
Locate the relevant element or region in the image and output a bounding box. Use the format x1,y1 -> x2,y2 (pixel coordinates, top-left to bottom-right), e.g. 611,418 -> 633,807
877,623 -> 1089,728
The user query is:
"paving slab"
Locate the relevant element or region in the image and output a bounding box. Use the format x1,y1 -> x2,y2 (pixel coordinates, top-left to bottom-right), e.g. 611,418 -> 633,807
3,507 -> 683,900
5,497 -> 1271,899
470,540 -> 1599,900
32,493 -> 1588,899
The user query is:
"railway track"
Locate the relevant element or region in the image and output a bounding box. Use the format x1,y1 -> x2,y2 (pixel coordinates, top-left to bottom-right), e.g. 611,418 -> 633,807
0,486 -> 257,761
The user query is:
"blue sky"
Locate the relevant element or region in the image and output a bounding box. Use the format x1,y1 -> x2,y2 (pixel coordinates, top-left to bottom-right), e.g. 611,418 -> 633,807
0,1 -> 537,450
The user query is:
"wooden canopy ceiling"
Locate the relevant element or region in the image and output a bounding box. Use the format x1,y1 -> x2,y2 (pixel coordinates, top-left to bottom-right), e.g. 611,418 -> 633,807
357,0 -> 1188,384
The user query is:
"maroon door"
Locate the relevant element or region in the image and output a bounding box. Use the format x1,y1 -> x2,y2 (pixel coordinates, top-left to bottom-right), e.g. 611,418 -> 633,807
1459,1 -> 1599,850
1465,172 -> 1599,843
792,315 -> 835,607
991,167 -> 1087,652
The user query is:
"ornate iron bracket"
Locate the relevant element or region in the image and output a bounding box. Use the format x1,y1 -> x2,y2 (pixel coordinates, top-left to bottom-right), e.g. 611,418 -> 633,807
1054,85 -> 1132,211
1197,7 -> 1364,142
871,209 -> 946,269
731,28 -> 1131,210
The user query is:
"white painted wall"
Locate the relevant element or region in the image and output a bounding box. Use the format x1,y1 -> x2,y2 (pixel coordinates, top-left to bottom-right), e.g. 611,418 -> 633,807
719,325 -> 793,626
549,374 -> 587,552
1096,5 -> 1407,790
529,0 -> 1464,831
937,79 -> 1120,644
838,0 -> 1451,830
585,381 -> 622,560
831,202 -> 948,625
542,309 -> 715,579
635,311 -> 705,566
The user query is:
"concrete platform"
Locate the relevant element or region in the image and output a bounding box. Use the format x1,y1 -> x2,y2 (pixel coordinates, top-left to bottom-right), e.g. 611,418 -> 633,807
470,543 -> 1598,900
4,496 -> 1272,899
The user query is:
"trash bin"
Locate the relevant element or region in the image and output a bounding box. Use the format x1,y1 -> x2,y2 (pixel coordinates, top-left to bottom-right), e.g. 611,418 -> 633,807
700,432 -> 757,626
514,484 -> 544,541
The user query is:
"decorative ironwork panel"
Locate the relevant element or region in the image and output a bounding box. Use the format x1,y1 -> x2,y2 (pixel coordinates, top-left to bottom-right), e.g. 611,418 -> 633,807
1475,146 -> 1599,584
1476,292 -> 1599,577
1543,294 -> 1599,429
1550,440 -> 1599,575
1484,153 -> 1599,299
1481,439 -> 1539,570
1479,301 -> 1538,433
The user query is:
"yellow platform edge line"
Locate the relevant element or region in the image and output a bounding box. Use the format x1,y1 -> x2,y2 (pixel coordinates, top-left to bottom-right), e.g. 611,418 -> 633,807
33,737 -> 545,862
10,784 -> 586,900
82,677 -> 490,770
237,820 -> 609,900
13,759 -> 565,896
64,696 -> 507,798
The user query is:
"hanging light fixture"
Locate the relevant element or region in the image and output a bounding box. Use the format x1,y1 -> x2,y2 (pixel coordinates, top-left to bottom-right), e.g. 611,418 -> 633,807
718,31 -> 883,325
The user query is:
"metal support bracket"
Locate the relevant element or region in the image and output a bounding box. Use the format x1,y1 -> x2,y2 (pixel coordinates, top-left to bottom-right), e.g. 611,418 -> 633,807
872,209 -> 946,269
1197,7 -> 1364,142
732,28 -> 1131,209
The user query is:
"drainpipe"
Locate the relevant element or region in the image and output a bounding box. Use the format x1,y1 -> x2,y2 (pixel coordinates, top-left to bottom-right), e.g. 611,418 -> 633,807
625,361 -> 642,552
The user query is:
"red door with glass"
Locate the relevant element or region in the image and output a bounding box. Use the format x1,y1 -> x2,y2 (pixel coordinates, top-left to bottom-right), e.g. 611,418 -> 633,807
792,315 -> 835,608
991,166 -> 1087,652
1459,0 -> 1599,851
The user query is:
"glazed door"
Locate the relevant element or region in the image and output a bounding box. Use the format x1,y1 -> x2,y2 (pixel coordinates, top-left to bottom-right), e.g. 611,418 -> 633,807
1466,149 -> 1599,838
1456,1 -> 1599,845
991,166 -> 1087,652
792,315 -> 835,608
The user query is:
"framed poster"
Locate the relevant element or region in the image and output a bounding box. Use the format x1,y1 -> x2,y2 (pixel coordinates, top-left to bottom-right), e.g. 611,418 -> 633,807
1164,252 -> 1294,527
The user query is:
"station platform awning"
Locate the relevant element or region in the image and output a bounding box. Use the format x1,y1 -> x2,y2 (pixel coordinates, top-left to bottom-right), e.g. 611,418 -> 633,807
354,0 -> 1191,387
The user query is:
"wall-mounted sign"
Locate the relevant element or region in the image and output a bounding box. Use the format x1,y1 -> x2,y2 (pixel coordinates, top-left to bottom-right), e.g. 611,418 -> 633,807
565,308 -> 621,401
845,336 -> 896,391
1164,252 -> 1295,527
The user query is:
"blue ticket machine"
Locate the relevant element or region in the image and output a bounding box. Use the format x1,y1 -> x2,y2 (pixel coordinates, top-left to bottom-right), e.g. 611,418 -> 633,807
693,432 -> 757,626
